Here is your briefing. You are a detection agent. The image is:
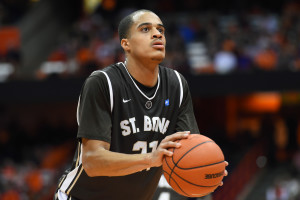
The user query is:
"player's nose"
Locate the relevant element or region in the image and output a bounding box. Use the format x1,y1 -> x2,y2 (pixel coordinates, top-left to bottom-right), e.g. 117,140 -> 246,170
152,29 -> 163,39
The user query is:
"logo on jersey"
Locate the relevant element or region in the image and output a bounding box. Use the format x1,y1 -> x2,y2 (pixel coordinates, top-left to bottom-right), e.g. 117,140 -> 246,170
120,116 -> 170,136
165,99 -> 169,106
145,101 -> 152,109
123,98 -> 131,103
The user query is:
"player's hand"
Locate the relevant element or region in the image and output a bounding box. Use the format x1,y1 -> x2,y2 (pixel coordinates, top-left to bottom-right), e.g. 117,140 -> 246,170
149,131 -> 190,167
219,161 -> 229,186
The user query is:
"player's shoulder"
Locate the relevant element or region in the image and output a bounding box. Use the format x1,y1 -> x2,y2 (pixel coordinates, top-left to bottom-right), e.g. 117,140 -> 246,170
81,64 -> 117,89
159,65 -> 174,75
89,63 -> 121,77
159,65 -> 187,85
86,63 -> 122,82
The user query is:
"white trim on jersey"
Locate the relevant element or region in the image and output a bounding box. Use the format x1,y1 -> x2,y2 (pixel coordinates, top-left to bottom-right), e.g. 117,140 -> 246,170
75,141 -> 82,167
174,70 -> 183,107
90,70 -> 114,113
76,96 -> 80,125
60,143 -> 83,194
57,190 -> 68,200
60,165 -> 83,194
100,71 -> 114,112
121,62 -> 160,101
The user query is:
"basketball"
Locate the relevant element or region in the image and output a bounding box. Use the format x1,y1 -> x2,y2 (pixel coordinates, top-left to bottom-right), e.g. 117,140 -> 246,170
162,134 -> 225,197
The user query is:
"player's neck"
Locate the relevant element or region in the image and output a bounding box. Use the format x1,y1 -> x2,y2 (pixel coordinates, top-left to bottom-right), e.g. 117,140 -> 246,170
125,59 -> 159,87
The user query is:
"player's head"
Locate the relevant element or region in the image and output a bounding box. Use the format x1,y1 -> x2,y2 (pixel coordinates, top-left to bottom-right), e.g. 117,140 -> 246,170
118,9 -> 154,42
118,9 -> 166,63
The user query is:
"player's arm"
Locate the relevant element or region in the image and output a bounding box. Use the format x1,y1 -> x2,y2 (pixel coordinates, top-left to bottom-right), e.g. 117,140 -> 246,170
82,131 -> 190,177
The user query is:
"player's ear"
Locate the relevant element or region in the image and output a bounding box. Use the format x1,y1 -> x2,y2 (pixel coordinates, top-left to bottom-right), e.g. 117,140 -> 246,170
121,39 -> 130,52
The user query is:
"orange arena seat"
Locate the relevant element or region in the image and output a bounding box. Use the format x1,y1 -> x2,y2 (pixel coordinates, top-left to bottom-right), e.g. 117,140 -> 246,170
0,27 -> 20,56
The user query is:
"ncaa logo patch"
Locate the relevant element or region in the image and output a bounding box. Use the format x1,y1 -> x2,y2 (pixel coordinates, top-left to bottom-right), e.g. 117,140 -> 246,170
165,99 -> 169,106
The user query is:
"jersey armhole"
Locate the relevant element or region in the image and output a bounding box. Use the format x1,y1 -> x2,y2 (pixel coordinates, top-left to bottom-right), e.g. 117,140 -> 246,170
99,71 -> 114,113
76,71 -> 114,126
174,70 -> 183,108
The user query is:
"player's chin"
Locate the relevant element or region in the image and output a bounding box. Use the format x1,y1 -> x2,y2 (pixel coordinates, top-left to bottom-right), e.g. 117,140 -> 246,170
151,53 -> 165,62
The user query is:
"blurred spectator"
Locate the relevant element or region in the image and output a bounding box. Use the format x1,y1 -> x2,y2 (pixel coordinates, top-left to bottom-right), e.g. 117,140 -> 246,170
187,42 -> 214,74
266,177 -> 300,200
236,48 -> 253,72
213,39 -> 238,74
266,182 -> 289,200
0,26 -> 21,81
254,47 -> 277,71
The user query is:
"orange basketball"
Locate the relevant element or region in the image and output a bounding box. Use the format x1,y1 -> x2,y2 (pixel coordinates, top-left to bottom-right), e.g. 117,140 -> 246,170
162,134 -> 225,197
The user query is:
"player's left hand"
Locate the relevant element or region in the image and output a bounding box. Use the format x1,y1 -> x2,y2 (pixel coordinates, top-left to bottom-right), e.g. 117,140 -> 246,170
219,161 -> 229,186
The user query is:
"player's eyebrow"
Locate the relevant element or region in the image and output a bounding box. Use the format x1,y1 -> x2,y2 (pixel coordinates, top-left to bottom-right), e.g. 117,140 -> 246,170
137,22 -> 165,29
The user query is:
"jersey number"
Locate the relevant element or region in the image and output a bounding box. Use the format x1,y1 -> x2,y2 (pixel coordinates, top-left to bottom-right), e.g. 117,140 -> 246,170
132,141 -> 159,154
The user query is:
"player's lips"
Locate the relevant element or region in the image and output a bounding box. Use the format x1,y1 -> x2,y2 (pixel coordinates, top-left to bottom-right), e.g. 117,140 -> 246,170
152,40 -> 165,50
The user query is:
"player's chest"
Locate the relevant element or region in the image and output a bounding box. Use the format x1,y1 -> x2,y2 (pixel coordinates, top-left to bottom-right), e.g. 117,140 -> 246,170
115,95 -> 175,137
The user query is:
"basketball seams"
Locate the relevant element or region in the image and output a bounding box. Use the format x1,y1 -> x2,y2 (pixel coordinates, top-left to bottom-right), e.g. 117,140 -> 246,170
163,170 -> 190,196
169,169 -> 221,187
169,140 -> 213,181
163,167 -> 218,196
163,156 -> 173,184
173,140 -> 214,167
168,139 -> 182,185
177,160 -> 225,170
165,146 -> 178,185
163,156 -> 191,196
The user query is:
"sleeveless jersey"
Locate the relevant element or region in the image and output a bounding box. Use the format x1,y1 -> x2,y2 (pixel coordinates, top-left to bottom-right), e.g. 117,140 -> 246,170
56,62 -> 199,200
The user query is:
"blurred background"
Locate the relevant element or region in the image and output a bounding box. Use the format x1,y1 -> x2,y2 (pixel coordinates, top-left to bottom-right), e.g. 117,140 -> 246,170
1,0 -> 300,199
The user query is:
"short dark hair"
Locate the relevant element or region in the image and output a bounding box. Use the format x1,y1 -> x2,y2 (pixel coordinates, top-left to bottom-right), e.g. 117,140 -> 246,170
118,9 -> 154,42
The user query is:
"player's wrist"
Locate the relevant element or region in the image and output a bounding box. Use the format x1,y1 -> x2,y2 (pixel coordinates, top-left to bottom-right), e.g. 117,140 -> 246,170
144,153 -> 152,168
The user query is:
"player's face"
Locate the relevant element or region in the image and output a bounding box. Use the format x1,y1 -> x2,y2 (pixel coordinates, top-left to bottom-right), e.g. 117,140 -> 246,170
125,12 -> 166,63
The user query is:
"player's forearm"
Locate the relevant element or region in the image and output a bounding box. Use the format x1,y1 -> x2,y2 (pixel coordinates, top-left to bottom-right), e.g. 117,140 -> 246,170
83,148 -> 153,177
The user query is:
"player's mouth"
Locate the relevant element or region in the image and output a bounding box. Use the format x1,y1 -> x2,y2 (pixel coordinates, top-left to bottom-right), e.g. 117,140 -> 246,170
152,40 -> 165,50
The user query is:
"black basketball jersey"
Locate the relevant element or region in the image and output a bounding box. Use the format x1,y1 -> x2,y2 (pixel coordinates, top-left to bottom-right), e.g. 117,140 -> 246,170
57,62 -> 199,200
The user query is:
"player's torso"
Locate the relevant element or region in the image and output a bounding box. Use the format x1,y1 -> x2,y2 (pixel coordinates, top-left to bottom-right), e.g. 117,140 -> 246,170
58,63 -> 185,200
104,63 -> 182,154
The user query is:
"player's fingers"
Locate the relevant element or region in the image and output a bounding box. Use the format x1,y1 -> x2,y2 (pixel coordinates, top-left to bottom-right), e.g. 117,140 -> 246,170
224,169 -> 228,176
163,149 -> 173,157
159,141 -> 182,149
162,131 -> 190,142
224,161 -> 228,177
225,161 -> 229,166
219,168 -> 228,187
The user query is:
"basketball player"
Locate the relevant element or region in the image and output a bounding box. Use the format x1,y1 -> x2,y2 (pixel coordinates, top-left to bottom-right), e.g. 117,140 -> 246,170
54,9 -> 227,200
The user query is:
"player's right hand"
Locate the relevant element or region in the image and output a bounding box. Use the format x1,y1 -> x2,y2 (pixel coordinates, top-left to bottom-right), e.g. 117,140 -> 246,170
149,131 -> 190,167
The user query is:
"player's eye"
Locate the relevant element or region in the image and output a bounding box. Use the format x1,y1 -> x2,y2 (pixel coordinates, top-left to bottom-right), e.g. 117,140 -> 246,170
141,27 -> 149,32
158,28 -> 165,34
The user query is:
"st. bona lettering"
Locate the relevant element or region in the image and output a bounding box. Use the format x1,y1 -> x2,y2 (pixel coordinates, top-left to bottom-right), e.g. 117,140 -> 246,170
120,115 -> 170,136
